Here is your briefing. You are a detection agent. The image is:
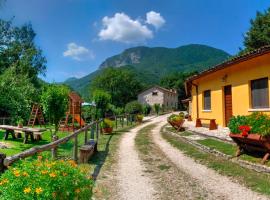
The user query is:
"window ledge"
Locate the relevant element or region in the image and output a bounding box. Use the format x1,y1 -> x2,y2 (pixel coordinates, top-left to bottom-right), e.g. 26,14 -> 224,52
202,110 -> 212,113
248,108 -> 270,112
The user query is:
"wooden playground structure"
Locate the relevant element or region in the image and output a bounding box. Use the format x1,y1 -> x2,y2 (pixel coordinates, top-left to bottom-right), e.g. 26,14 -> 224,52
28,103 -> 45,127
59,92 -> 85,132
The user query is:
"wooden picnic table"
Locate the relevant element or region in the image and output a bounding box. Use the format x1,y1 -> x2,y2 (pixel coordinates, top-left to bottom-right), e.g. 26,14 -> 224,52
0,125 -> 46,144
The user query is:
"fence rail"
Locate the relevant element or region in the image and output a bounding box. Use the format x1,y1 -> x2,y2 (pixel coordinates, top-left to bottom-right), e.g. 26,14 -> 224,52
0,114 -> 137,171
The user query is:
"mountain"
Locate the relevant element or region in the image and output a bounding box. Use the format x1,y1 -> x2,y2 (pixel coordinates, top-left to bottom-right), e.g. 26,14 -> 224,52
64,44 -> 231,98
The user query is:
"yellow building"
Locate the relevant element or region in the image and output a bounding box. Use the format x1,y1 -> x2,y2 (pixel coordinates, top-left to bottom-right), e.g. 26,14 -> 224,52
186,46 -> 270,127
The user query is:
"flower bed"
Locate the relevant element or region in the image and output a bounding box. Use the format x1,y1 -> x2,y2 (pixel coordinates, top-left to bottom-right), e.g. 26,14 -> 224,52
136,114 -> 144,123
228,112 -> 270,164
0,156 -> 93,199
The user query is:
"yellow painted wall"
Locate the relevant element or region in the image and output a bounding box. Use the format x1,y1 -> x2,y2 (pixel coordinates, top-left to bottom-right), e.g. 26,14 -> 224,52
190,53 -> 270,127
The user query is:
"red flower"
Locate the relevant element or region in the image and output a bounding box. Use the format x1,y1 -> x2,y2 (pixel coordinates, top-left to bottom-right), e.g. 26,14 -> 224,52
239,125 -> 251,137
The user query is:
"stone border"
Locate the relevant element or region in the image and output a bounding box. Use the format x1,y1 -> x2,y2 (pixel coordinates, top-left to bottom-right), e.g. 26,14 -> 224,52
165,128 -> 270,174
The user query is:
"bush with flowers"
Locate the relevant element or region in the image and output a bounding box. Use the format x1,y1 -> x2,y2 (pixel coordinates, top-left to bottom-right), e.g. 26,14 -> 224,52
0,155 -> 93,200
228,112 -> 270,136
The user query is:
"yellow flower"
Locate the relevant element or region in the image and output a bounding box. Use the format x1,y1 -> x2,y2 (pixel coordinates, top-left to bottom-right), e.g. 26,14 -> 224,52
75,188 -> 80,194
49,172 -> 57,178
41,170 -> 48,175
62,172 -> 67,176
24,187 -> 31,194
37,155 -> 43,161
13,170 -> 20,177
2,179 -> 8,184
35,187 -> 43,194
0,181 -> 3,186
68,160 -> 77,167
22,172 -> 29,177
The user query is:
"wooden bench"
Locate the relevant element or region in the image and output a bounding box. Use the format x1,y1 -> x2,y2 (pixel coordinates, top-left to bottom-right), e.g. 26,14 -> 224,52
0,125 -> 46,144
79,140 -> 97,163
195,118 -> 217,130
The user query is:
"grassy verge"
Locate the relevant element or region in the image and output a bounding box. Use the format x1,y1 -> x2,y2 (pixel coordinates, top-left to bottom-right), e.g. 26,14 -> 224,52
135,124 -> 156,155
162,128 -> 270,196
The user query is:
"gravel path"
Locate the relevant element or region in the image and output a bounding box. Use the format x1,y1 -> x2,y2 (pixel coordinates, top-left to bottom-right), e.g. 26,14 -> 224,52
152,120 -> 269,200
116,118 -> 159,200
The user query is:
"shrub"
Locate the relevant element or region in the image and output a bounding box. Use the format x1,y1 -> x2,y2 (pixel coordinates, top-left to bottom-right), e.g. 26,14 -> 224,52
179,112 -> 185,118
136,114 -> 144,122
142,104 -> 151,115
101,118 -> 113,128
228,112 -> 270,136
125,101 -> 142,114
168,114 -> 183,122
0,157 -> 93,200
153,103 -> 160,115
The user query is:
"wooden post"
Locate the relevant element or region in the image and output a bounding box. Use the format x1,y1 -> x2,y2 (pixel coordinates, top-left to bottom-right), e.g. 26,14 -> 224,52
126,115 -> 128,126
84,129 -> 88,144
73,134 -> 78,161
91,123 -> 95,139
115,116 -> 118,129
121,116 -> 124,128
51,135 -> 59,159
0,153 -> 6,173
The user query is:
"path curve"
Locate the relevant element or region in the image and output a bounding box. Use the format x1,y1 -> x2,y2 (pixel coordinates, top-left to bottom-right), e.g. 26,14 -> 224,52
116,116 -> 159,200
151,119 -> 269,200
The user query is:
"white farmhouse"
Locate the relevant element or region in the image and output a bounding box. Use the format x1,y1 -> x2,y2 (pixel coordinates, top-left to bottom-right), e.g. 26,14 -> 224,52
138,86 -> 178,109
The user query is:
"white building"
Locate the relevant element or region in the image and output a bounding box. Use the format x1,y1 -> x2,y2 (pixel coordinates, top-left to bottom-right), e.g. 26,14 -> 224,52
138,86 -> 178,109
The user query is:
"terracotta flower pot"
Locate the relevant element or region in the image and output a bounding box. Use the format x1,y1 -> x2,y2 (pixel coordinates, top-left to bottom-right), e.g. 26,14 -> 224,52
102,127 -> 113,134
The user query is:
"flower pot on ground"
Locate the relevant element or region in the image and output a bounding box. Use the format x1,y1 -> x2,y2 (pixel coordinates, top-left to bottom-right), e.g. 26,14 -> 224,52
136,114 -> 144,123
17,118 -> 24,128
167,114 -> 185,131
101,118 -> 113,134
228,113 -> 270,164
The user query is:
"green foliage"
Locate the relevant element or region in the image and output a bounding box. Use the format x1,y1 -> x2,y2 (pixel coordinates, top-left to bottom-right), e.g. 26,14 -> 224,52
41,84 -> 69,133
92,90 -> 111,118
101,118 -> 113,128
228,113 -> 270,136
142,104 -> 152,115
0,67 -> 37,122
90,67 -> 143,107
136,114 -> 144,121
168,114 -> 183,122
160,71 -> 197,109
125,101 -> 142,114
242,8 -> 270,53
0,19 -> 46,85
0,157 -> 93,200
179,112 -> 185,118
65,45 -> 230,98
153,103 -> 160,115
107,104 -> 124,116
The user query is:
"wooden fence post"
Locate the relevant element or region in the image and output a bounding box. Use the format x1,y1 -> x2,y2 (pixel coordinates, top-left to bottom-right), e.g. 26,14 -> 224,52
84,129 -> 88,144
51,135 -> 59,160
73,135 -> 78,161
126,115 -> 128,126
121,116 -> 124,127
91,123 -> 95,139
0,153 -> 6,173
115,116 -> 118,129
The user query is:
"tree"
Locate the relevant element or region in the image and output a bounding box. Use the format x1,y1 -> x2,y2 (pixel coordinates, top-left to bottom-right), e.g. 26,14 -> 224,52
0,19 -> 46,86
41,84 -> 69,134
153,103 -> 160,115
242,8 -> 270,53
92,90 -> 111,118
160,71 -> 197,109
125,101 -> 142,114
90,67 -> 143,107
0,67 -> 37,123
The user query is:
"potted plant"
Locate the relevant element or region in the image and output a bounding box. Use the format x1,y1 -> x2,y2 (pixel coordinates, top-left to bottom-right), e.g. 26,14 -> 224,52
228,112 -> 270,163
101,118 -> 113,134
167,114 -> 184,131
17,118 -> 24,128
136,114 -> 144,123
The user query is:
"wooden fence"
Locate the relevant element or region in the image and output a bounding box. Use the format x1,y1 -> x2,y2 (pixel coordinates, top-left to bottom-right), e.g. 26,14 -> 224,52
0,114 -> 136,172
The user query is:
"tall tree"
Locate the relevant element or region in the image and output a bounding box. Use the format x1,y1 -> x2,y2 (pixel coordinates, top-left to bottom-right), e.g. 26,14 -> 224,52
0,19 -> 46,85
90,67 -> 143,107
160,71 -> 197,109
242,8 -> 270,53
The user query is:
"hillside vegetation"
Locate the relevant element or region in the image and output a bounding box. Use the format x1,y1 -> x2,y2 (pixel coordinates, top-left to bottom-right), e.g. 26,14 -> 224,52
64,44 -> 230,98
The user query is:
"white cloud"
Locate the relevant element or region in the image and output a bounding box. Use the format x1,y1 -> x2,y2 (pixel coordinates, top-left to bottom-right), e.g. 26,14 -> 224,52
63,43 -> 94,61
98,12 -> 153,44
146,11 -> 165,29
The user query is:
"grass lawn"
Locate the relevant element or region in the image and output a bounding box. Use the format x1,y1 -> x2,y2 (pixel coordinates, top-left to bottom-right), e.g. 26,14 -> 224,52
162,128 -> 270,196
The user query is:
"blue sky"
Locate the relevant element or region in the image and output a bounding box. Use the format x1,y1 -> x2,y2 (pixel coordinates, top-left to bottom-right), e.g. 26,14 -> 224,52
0,0 -> 269,82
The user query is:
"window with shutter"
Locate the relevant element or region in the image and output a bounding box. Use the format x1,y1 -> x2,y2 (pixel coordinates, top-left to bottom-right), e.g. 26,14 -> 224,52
203,90 -> 211,110
251,78 -> 269,108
